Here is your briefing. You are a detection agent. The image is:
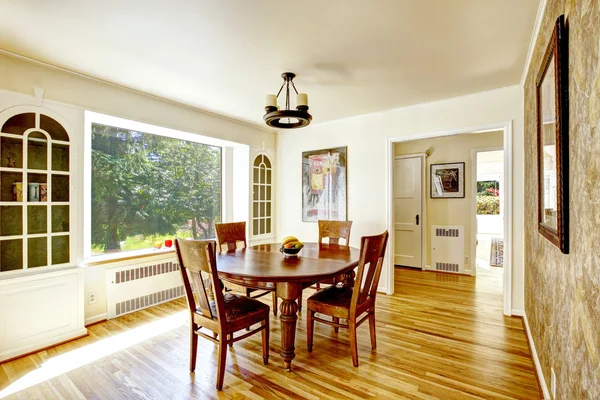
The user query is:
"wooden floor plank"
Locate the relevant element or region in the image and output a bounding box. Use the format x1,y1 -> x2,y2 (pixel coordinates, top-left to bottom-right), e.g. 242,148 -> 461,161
0,266 -> 540,399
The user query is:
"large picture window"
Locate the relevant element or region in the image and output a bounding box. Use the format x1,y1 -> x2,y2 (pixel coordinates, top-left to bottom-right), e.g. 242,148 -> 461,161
91,122 -> 222,255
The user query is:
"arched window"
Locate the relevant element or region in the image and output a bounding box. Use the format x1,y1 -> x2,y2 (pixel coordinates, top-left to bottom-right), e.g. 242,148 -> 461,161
0,111 -> 71,272
252,154 -> 272,236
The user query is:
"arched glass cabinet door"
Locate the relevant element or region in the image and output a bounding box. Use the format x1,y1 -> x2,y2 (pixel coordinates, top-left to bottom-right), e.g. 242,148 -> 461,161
252,154 -> 272,236
0,111 -> 71,272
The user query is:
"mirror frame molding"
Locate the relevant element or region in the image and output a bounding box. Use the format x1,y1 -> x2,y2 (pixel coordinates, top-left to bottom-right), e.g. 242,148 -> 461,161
536,14 -> 569,254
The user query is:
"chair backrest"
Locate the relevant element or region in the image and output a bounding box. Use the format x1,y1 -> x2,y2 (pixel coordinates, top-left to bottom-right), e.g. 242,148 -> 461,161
318,220 -> 352,245
175,238 -> 225,323
351,231 -> 389,309
215,222 -> 247,252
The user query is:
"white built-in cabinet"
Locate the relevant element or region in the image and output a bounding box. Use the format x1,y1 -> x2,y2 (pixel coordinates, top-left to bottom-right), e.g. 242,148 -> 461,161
0,104 -> 85,362
250,148 -> 275,244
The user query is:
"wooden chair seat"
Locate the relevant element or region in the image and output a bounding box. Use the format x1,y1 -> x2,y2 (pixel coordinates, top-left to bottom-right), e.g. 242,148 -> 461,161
200,294 -> 269,328
307,285 -> 354,318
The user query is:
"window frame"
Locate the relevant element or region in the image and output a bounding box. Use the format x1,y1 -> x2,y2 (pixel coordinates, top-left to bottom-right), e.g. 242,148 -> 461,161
83,111 -> 232,262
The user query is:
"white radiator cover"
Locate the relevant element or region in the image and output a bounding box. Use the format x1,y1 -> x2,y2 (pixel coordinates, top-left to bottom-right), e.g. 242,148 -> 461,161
430,225 -> 465,274
106,256 -> 184,319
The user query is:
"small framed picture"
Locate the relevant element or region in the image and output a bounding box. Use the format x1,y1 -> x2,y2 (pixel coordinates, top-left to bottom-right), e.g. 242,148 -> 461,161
431,162 -> 465,198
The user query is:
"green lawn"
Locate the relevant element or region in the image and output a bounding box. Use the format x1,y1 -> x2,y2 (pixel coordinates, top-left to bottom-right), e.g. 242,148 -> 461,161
91,230 -> 197,255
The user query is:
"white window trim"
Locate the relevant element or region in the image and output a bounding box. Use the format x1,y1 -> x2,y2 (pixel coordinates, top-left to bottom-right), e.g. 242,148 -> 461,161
83,111 -> 230,263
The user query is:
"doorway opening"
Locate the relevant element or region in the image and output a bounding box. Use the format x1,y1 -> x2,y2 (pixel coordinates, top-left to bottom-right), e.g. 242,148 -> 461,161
387,121 -> 512,315
473,148 -> 505,293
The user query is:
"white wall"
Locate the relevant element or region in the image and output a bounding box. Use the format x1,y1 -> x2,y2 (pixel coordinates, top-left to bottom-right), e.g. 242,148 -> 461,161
277,85 -> 525,310
0,53 -> 275,322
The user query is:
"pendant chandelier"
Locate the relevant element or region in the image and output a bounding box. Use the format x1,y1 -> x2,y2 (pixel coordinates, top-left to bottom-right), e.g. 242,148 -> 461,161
264,72 -> 312,129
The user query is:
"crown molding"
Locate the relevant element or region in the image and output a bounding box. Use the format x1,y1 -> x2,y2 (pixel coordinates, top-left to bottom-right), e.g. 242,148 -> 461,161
0,49 -> 273,133
520,0 -> 548,87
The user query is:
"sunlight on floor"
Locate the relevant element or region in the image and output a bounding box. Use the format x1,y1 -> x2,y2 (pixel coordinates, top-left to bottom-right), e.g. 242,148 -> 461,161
0,311 -> 188,399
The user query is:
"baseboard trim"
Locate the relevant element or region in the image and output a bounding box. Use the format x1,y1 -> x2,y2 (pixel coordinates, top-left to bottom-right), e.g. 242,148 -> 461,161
511,308 -> 524,317
85,313 -> 108,326
522,313 -> 551,399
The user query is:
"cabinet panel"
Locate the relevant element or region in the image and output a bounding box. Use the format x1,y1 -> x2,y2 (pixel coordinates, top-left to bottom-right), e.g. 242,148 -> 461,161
27,205 -> 47,234
28,237 -> 47,268
0,172 -> 23,202
0,269 -> 86,362
0,137 -> 23,168
0,239 -> 23,272
52,235 -> 70,265
51,144 -> 69,172
51,175 -> 69,202
27,132 -> 48,170
1,206 -> 22,236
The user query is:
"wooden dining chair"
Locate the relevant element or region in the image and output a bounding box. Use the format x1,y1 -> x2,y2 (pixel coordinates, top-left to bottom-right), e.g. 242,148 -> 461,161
297,220 -> 354,310
306,230 -> 389,367
318,220 -> 353,245
215,222 -> 278,316
317,220 -> 353,289
175,238 -> 270,390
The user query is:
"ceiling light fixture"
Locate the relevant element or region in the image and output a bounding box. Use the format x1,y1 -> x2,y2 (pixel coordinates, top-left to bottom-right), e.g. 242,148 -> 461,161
264,72 -> 312,129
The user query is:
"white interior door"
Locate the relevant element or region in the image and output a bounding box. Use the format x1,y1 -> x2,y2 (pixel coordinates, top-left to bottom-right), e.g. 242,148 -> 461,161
394,157 -> 422,268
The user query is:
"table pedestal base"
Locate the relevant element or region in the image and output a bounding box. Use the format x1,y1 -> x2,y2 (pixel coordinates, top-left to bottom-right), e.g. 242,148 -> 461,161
276,282 -> 302,371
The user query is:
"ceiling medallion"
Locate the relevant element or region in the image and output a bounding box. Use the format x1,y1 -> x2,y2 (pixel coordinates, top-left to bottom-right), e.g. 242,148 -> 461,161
264,72 -> 312,129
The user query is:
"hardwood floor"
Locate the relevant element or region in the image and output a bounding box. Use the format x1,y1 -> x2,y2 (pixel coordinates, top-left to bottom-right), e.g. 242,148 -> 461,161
0,268 -> 540,399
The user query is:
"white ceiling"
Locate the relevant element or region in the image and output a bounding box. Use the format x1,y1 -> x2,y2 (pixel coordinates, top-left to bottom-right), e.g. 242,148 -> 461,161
0,0 -> 540,127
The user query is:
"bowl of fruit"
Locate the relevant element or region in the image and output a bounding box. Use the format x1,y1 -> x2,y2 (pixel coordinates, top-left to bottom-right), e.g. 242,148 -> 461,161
280,236 -> 304,257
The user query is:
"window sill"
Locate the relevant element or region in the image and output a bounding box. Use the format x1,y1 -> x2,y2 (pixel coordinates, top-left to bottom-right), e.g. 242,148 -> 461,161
84,248 -> 176,267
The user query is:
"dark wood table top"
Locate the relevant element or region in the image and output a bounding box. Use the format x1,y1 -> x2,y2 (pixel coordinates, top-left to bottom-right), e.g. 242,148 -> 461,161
215,242 -> 360,283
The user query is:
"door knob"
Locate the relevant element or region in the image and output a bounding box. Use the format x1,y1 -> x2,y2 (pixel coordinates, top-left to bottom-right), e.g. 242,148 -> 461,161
416,214 -> 420,225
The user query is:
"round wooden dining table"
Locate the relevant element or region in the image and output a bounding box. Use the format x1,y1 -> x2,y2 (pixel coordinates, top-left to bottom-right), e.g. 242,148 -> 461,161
215,242 -> 360,370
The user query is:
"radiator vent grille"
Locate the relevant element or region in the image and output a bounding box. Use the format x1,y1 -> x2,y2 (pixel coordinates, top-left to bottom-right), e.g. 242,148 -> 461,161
115,262 -> 180,284
115,286 -> 184,317
435,228 -> 460,238
435,262 -> 459,272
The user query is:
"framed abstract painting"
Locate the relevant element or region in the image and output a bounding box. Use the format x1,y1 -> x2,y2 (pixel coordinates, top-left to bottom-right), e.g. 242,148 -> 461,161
430,162 -> 465,199
302,147 -> 347,222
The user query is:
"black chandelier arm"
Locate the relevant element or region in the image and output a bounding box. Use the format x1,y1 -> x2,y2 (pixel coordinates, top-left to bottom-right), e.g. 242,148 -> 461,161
290,80 -> 299,95
275,81 -> 286,98
285,79 -> 291,110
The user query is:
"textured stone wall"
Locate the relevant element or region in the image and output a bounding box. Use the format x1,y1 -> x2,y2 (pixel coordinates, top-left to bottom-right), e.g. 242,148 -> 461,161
524,0 -> 600,398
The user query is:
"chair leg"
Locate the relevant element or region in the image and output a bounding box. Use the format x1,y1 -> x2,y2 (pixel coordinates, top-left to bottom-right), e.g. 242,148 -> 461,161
368,310 -> 377,350
261,318 -> 269,365
246,289 -> 253,330
307,310 -> 315,352
190,324 -> 198,372
333,317 -> 340,333
228,333 -> 233,348
216,334 -> 228,390
297,291 -> 302,311
316,282 -> 321,290
272,292 -> 278,316
349,321 -> 359,367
